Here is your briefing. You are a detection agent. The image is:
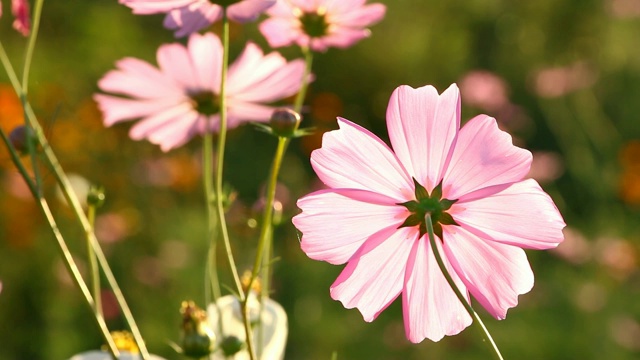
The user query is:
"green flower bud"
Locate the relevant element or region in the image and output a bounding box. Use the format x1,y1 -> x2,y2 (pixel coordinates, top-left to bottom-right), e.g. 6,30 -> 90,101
180,301 -> 216,358
87,186 -> 106,208
269,108 -> 301,137
220,335 -> 244,357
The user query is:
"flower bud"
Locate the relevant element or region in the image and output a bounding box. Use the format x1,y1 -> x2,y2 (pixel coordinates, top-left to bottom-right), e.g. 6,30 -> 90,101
269,108 -> 301,137
220,335 -> 244,357
180,301 -> 215,358
87,186 -> 106,208
8,125 -> 36,155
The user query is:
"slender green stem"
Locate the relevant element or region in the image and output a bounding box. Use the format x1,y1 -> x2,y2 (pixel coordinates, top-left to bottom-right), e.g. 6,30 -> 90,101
293,48 -> 314,113
0,129 -> 120,360
203,112 -> 221,306
21,0 -> 44,92
425,214 -> 504,360
87,205 -> 103,318
214,11 -> 244,300
0,44 -> 150,360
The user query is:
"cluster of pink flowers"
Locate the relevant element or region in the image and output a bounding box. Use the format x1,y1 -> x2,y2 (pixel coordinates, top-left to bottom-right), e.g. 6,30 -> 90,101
94,0 -> 566,348
1,0 -> 31,36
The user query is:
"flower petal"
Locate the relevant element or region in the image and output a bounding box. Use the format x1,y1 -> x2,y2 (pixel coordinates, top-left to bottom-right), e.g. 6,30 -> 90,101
330,226 -> 415,322
386,84 -> 460,192
403,235 -> 471,343
97,58 -> 181,99
163,4 -> 221,37
259,17 -> 301,48
93,94 -> 180,126
320,27 -> 371,49
187,32 -> 222,91
328,2 -> 386,28
293,188 -> 406,265
119,0 -> 194,14
128,102 -> 195,141
443,225 -> 534,319
228,0 -> 276,22
451,179 -> 566,250
311,118 -> 413,201
442,114 -> 532,200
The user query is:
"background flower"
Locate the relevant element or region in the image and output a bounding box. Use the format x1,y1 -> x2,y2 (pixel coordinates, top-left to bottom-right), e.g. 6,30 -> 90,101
293,84 -> 565,342
94,32 -> 307,151
119,0 -> 276,37
259,0 -> 386,52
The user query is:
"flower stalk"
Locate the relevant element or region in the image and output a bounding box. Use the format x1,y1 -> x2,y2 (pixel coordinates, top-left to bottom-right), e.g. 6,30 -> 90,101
425,214 -> 504,360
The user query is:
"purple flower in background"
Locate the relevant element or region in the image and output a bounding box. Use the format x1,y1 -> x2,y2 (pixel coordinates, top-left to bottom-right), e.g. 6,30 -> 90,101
94,32 -> 307,151
260,0 -> 386,52
120,0 -> 276,37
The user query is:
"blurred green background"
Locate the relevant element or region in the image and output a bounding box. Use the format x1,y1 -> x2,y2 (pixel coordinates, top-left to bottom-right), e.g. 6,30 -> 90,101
1,0 -> 640,359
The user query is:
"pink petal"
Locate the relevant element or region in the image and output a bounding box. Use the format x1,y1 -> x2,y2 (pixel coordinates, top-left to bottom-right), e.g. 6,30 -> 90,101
259,17 -> 301,48
227,43 -> 288,96
293,188 -> 406,265
228,0 -> 275,22
442,114 -> 532,200
230,56 -> 306,103
98,58 -> 181,99
128,102 -> 195,140
163,3 -> 221,37
403,236 -> 472,343
226,101 -> 274,123
311,118 -> 413,201
451,179 -> 566,250
93,94 -> 180,126
328,3 -> 386,28
320,27 -> 371,50
443,225 -> 534,319
386,84 -> 460,192
157,42 -> 198,89
119,0 -> 195,14
330,226 -> 416,322
187,32 -> 222,91
145,110 -> 201,151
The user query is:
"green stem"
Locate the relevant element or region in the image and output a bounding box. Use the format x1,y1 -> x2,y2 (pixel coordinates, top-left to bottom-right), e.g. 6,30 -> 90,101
87,205 -> 103,319
293,48 -> 314,113
0,44 -> 150,360
425,214 -> 504,360
0,128 -> 120,360
215,9 -> 244,299
21,0 -> 44,92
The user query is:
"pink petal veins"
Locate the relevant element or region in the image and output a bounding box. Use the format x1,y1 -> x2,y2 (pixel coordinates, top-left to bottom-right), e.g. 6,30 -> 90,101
331,226 -> 416,322
311,118 -> 413,201
294,188 -> 406,265
403,236 -> 472,343
443,225 -> 534,319
451,179 -> 566,250
386,84 -> 460,192
442,114 -> 532,200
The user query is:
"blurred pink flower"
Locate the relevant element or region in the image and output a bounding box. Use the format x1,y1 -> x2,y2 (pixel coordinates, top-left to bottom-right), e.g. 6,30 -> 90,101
120,0 -> 276,37
459,70 -> 509,112
292,84 -> 565,342
259,0 -> 386,52
527,151 -> 564,183
94,32 -> 307,151
532,62 -> 597,98
1,0 -> 31,36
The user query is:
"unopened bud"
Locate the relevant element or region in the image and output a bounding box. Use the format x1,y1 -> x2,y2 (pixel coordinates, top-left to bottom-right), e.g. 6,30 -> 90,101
220,335 -> 244,357
8,125 -> 36,155
180,301 -> 215,358
269,108 -> 301,137
87,186 -> 106,208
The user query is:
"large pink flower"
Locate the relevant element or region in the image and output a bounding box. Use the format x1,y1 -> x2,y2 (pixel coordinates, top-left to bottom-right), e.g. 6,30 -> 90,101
259,0 -> 386,52
292,84 -> 566,343
119,0 -> 276,37
94,32 -> 307,151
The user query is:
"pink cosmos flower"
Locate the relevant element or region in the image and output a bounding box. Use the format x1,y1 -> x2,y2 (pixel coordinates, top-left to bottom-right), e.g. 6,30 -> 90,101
259,0 -> 386,52
119,0 -> 276,37
292,84 -> 566,343
94,32 -> 307,151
